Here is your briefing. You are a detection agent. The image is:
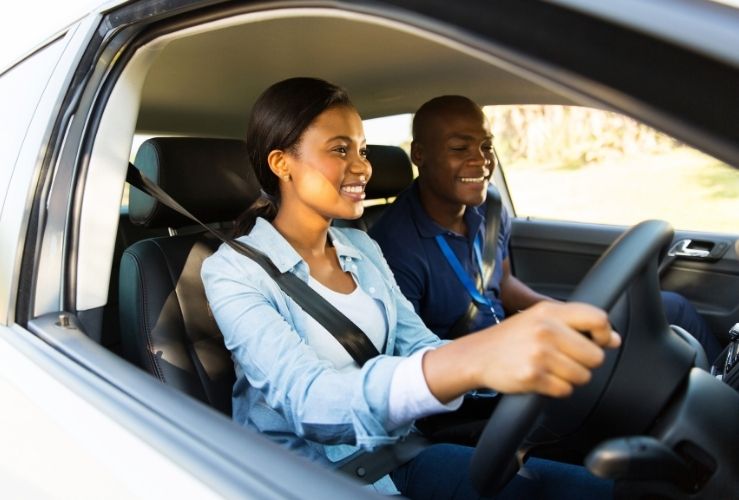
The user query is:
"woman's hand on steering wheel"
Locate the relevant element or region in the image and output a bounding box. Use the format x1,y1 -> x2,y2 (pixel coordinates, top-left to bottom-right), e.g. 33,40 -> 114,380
475,301 -> 620,397
422,301 -> 621,403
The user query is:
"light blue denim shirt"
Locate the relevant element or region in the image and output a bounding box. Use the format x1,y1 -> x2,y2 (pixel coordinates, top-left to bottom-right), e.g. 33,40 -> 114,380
201,218 -> 444,478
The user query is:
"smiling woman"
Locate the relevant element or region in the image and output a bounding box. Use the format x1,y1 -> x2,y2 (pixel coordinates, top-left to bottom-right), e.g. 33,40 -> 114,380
2,1 -> 739,498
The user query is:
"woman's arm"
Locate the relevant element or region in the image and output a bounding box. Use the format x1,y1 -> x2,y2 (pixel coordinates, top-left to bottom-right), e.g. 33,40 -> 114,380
202,250 -> 410,447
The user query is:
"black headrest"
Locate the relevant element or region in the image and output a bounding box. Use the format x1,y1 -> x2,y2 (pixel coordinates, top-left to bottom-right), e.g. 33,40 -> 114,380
130,137 -> 260,228
365,145 -> 414,199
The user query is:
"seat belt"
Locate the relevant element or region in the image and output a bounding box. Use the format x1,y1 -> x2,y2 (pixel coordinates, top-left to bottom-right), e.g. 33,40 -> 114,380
446,185 -> 502,338
126,163 -> 380,366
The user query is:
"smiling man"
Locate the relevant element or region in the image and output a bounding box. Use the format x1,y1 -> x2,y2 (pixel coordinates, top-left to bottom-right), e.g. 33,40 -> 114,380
370,95 -> 548,338
370,95 -> 721,361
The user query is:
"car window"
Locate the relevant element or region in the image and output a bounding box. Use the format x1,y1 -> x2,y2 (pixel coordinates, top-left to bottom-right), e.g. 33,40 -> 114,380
485,105 -> 739,233
363,114 -> 412,150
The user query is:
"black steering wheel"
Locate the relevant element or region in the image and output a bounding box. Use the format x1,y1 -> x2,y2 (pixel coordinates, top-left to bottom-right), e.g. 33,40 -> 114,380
469,220 -> 694,495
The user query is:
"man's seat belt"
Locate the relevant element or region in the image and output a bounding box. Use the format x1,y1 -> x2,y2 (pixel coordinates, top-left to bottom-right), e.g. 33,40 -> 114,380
446,185 -> 502,338
126,163 -> 427,483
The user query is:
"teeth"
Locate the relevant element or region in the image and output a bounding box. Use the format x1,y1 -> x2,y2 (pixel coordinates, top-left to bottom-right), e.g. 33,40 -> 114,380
341,185 -> 365,193
459,177 -> 485,183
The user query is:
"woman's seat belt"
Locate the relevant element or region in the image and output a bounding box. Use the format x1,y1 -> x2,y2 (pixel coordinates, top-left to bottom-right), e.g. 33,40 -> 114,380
126,163 -> 426,483
126,163 -> 379,366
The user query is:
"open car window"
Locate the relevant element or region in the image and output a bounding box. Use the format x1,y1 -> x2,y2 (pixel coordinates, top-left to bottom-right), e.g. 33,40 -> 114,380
488,105 -> 739,234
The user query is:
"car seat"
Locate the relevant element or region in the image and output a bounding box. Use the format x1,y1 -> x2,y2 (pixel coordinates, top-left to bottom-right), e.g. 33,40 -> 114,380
118,137 -> 259,415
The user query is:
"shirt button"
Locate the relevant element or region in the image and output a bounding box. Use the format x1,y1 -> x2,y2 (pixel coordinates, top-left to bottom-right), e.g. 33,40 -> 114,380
346,257 -> 352,262
368,287 -> 376,294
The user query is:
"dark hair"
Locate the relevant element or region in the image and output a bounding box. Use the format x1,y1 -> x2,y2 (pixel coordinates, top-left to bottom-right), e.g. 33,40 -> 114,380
235,77 -> 353,235
412,95 -> 479,142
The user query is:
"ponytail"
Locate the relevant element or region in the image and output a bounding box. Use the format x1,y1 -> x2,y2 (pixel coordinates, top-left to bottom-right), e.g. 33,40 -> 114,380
233,190 -> 279,236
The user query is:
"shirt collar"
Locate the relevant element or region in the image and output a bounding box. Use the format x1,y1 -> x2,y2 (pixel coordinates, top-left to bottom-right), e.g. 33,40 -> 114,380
407,180 -> 485,240
237,217 -> 363,274
328,226 -> 364,261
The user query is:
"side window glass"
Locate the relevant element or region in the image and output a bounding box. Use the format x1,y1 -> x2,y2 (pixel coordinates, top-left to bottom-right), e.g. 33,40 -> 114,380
362,114 -> 414,179
362,113 -> 412,152
486,105 -> 739,233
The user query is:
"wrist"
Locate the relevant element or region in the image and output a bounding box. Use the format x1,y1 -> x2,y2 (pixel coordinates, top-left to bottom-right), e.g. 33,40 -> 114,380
422,336 -> 481,402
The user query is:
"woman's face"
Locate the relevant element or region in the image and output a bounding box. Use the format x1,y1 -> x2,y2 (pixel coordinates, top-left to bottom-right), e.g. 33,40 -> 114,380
280,105 -> 372,222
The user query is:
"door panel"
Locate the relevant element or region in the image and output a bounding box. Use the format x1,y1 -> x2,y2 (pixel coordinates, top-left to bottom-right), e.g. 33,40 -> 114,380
510,219 -> 739,344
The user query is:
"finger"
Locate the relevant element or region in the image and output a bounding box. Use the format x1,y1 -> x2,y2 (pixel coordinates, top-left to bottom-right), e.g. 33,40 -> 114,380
534,373 -> 575,398
544,302 -> 620,349
543,348 -> 593,387
544,319 -> 606,369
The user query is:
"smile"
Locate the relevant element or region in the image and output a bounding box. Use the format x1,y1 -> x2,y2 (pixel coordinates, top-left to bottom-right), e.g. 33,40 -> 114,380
340,183 -> 367,200
458,176 -> 487,183
341,185 -> 366,193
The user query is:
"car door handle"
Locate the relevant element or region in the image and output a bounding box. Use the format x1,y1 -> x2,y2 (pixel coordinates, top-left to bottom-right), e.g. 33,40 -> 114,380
666,238 -> 730,261
668,239 -> 710,258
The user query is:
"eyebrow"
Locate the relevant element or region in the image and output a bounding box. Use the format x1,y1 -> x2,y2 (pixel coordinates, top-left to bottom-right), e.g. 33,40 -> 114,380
447,133 -> 494,141
325,135 -> 367,144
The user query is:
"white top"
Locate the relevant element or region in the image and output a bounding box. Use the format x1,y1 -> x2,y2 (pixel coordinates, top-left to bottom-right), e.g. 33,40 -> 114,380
305,275 -> 462,428
305,276 -> 387,371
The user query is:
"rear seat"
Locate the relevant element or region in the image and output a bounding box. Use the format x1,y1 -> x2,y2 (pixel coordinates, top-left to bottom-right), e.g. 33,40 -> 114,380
334,144 -> 414,231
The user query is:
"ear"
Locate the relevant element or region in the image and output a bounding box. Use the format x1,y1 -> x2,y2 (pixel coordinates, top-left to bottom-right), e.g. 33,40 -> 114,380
267,149 -> 290,181
410,141 -> 424,169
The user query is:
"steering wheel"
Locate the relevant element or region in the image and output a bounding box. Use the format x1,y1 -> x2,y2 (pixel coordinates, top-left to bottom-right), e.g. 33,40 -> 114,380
470,220 -> 682,495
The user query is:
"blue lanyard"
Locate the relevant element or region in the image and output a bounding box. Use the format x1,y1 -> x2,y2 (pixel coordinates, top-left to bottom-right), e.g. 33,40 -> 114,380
435,233 -> 500,324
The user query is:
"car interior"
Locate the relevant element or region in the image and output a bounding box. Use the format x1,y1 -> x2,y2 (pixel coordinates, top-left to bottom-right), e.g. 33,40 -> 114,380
28,3 -> 739,498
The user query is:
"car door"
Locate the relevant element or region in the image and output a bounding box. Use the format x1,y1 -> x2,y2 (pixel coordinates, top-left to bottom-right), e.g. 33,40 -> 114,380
493,105 -> 739,344
0,2 -> 382,498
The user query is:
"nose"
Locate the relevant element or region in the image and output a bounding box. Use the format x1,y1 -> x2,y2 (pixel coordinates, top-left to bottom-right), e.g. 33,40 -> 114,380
469,146 -> 487,165
474,146 -> 495,169
350,151 -> 372,179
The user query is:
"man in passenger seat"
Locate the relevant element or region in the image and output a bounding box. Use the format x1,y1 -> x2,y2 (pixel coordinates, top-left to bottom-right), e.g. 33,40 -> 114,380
370,95 -> 721,360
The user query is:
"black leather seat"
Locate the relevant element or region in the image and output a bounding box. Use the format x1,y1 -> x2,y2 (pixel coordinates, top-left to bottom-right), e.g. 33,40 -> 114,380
119,137 -> 260,415
334,145 -> 414,231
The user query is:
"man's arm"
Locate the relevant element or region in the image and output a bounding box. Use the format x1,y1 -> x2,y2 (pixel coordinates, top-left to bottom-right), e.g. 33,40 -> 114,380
498,257 -> 555,315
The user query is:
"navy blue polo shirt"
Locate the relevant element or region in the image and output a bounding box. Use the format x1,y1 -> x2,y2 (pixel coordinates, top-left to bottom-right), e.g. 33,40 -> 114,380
369,181 -> 511,339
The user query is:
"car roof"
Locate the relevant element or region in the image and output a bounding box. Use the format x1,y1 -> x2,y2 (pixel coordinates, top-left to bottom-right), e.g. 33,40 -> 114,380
130,0 -> 739,146
134,10 -> 574,137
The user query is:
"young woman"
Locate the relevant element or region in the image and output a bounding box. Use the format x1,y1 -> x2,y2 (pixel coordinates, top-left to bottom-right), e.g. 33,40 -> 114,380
201,77 -> 621,499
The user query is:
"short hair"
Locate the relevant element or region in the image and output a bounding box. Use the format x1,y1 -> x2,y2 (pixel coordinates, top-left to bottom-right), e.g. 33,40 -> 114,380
412,95 -> 481,142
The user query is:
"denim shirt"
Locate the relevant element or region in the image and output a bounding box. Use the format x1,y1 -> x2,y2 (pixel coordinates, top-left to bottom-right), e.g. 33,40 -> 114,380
201,218 -> 444,478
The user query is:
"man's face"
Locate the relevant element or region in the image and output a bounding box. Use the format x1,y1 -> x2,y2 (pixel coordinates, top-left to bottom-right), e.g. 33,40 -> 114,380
413,105 -> 495,209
